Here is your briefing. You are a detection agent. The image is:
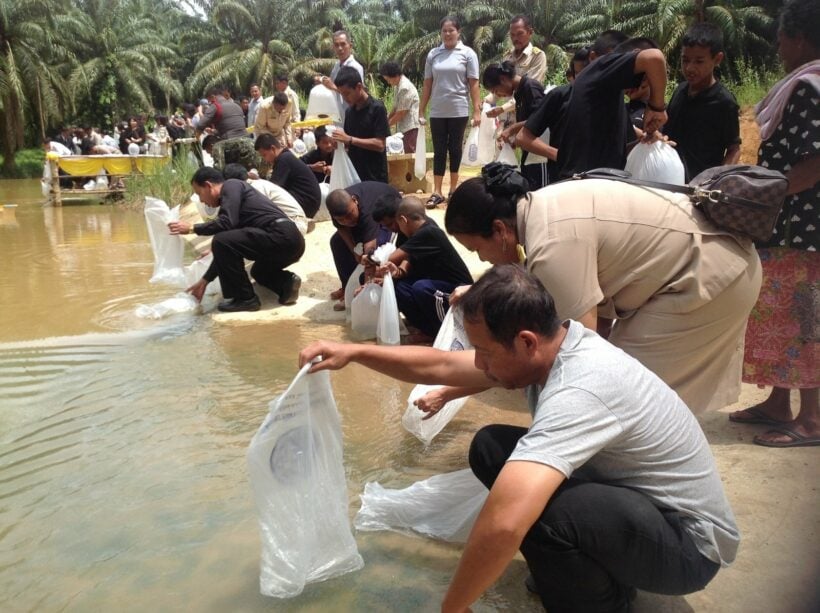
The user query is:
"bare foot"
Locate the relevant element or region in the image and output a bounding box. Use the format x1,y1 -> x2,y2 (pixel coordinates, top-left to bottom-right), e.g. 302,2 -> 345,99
729,387 -> 793,424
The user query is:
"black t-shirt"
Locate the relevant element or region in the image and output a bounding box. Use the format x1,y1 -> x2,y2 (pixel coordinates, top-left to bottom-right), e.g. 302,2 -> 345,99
514,76 -> 546,167
344,96 -> 390,183
524,84 -> 572,183
334,181 -> 400,244
400,222 -> 473,286
663,81 -> 740,181
301,148 -> 333,183
271,149 -> 322,218
627,99 -> 646,130
558,51 -> 642,177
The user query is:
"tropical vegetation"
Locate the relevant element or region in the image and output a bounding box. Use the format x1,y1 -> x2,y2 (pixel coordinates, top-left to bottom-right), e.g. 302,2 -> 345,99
1,0 -> 785,175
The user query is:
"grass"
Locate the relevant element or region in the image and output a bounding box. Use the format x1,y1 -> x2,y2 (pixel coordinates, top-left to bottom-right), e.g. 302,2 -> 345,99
124,153 -> 200,209
725,60 -> 782,108
0,148 -> 46,179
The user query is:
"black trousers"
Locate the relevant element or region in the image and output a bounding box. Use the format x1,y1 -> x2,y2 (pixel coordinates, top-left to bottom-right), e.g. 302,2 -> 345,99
469,425 -> 721,612
210,221 -> 305,300
429,116 -> 468,176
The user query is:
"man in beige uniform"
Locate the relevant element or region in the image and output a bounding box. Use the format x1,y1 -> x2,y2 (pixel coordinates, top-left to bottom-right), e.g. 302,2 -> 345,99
254,92 -> 293,148
485,15 -> 547,120
516,179 -> 761,413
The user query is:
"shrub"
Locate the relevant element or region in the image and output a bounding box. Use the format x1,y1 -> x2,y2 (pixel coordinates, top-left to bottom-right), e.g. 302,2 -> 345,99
0,149 -> 46,179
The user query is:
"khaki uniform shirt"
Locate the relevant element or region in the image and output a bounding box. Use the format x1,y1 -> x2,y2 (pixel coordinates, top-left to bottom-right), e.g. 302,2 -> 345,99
254,97 -> 293,145
486,43 -> 548,114
284,86 -> 301,124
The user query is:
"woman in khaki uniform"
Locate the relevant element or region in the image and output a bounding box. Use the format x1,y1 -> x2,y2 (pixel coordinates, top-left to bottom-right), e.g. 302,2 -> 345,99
444,164 -> 761,414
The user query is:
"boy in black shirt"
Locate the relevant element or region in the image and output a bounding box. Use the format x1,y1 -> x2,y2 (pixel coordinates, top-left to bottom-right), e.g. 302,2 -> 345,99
300,126 -> 335,182
331,66 -> 390,183
663,22 -> 741,180
381,197 -> 473,340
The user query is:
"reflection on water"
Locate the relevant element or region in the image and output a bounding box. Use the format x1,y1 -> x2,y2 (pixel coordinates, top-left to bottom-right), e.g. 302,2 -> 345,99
0,180 -> 531,611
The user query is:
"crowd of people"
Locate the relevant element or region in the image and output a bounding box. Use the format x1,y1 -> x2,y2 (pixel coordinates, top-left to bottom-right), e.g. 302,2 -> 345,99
59,0 -> 820,609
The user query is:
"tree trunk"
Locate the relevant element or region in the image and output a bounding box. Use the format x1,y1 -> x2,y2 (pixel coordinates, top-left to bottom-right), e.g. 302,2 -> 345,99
1,108 -> 18,175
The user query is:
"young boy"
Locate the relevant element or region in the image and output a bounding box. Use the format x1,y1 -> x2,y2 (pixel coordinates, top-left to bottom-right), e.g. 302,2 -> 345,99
663,22 -> 741,180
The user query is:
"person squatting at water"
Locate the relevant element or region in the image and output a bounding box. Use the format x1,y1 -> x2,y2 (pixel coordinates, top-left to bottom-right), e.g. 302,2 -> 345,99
299,265 -> 739,612
168,167 -> 304,312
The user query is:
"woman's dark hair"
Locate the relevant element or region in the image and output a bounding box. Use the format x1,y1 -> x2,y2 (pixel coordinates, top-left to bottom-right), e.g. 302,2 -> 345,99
440,15 -> 461,31
780,0 -> 820,49
379,61 -> 403,78
445,163 -> 529,237
482,61 -> 517,89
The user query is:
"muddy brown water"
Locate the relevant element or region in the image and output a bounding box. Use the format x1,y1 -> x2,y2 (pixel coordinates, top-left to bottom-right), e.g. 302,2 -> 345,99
0,180 -> 532,611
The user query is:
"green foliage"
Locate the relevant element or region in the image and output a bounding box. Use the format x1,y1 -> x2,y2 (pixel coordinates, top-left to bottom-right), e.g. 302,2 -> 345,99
0,148 -> 46,178
724,58 -> 782,108
124,153 -> 199,208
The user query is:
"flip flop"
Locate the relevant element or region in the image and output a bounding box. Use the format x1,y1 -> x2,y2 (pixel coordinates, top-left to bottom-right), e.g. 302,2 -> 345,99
753,426 -> 820,448
426,193 -> 445,209
728,406 -> 790,427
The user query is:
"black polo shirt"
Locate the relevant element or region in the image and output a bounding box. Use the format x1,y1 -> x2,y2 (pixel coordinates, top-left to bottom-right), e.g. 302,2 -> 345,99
344,96 -> 390,183
271,149 -> 322,218
663,81 -> 740,180
558,51 -> 643,177
301,148 -> 333,183
524,84 -> 572,183
513,76 -> 546,166
400,222 -> 473,286
333,181 -> 400,244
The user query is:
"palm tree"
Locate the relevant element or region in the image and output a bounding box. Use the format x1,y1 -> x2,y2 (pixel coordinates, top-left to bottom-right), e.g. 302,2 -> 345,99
64,0 -> 183,126
0,0 -> 72,174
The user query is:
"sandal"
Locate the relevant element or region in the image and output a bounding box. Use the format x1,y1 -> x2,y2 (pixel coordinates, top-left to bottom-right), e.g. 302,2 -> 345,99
426,193 -> 445,209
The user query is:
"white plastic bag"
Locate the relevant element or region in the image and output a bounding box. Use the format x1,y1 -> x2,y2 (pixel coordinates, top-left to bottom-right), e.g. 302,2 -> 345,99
344,263 -> 365,322
414,124 -> 427,180
625,141 -> 685,185
184,253 -> 222,296
314,181 -> 332,222
496,142 -> 519,167
247,364 -> 364,598
354,469 -> 488,543
402,308 -> 473,444
476,107 -> 497,165
377,273 -> 401,345
135,292 -> 198,319
144,197 -> 186,286
350,282 -> 382,340
328,143 -> 361,192
305,84 -> 342,123
386,133 -> 404,154
462,127 -> 481,167
302,130 -> 316,153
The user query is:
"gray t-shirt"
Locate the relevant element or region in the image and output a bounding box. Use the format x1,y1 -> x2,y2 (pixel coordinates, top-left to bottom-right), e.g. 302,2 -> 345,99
424,42 -> 479,118
510,320 -> 740,566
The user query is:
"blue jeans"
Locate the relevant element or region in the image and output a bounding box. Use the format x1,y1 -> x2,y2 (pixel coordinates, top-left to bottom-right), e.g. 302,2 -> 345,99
469,425 -> 721,612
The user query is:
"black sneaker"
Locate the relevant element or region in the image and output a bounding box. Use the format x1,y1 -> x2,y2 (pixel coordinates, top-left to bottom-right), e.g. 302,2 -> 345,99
217,295 -> 261,312
278,273 -> 301,305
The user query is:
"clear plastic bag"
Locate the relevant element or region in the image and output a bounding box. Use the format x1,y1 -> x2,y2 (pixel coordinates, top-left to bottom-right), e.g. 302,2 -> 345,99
414,124 -> 426,180
496,142 -> 519,167
247,364 -> 364,598
350,282 -> 382,340
144,197 -> 186,286
328,143 -> 361,192
625,141 -> 685,185
462,127 -> 481,167
354,469 -> 488,543
184,253 -> 222,296
386,133 -> 404,154
477,107 -> 497,166
402,307 -> 473,444
135,292 -> 198,319
377,273 -> 401,345
305,84 -> 342,123
344,263 -> 365,322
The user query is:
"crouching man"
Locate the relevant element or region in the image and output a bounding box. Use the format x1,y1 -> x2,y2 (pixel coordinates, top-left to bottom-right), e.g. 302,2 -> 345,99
169,167 -> 304,312
299,265 -> 738,612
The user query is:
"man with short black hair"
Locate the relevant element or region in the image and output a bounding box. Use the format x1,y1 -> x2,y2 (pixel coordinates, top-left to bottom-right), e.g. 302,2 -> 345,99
275,74 -> 301,126
168,167 -> 304,311
254,91 -> 293,148
255,133 -> 321,218
331,66 -> 390,183
314,29 -> 365,121
299,264 -> 739,612
248,83 -> 263,129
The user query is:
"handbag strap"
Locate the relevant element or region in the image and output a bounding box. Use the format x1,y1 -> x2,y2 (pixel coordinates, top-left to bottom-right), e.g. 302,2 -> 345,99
573,168 -> 772,212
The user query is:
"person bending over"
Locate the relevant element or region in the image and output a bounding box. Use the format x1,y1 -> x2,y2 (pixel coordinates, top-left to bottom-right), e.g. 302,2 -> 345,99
222,163 -> 308,235
168,167 -> 304,312
299,265 -> 738,612
255,133 -> 321,218
379,196 -> 472,339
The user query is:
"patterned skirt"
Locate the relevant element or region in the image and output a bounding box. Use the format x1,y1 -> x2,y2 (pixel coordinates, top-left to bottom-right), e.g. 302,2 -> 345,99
742,248 -> 819,388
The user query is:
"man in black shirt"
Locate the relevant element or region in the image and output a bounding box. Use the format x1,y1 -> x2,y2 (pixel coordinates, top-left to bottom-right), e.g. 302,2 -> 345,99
255,133 -> 322,218
331,66 -> 390,183
168,167 -> 305,312
381,197 -> 473,339
325,181 -> 400,308
519,84 -> 572,184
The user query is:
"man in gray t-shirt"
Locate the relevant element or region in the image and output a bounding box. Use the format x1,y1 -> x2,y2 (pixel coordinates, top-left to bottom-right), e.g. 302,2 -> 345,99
299,265 -> 738,611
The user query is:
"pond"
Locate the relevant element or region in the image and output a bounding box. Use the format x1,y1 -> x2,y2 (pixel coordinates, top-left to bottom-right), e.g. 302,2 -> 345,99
0,180 -> 533,611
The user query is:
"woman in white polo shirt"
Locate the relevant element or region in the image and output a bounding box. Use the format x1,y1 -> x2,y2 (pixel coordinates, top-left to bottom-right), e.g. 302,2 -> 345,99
419,15 -> 481,209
